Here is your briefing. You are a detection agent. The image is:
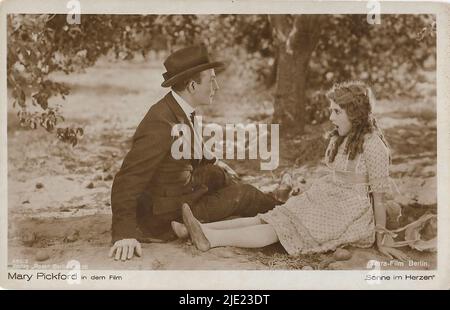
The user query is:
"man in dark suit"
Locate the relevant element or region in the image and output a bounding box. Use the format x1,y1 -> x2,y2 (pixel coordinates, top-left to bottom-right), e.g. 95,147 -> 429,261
109,45 -> 282,261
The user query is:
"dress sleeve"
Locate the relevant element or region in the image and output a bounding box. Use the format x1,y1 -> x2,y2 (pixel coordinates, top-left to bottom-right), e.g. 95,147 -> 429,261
363,133 -> 394,193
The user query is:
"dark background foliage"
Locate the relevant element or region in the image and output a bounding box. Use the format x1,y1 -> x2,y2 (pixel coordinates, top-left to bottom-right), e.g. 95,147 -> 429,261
7,14 -> 435,142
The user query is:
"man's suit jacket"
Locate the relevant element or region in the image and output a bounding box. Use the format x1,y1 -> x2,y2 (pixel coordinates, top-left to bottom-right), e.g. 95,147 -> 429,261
111,92 -> 213,243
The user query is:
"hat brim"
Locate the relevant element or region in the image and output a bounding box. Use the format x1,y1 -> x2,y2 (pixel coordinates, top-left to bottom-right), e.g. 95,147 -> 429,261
161,61 -> 225,88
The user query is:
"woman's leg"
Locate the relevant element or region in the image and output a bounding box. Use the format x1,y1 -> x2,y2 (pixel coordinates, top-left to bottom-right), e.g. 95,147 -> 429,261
204,224 -> 279,248
172,216 -> 263,239
182,203 -> 278,251
203,216 -> 263,230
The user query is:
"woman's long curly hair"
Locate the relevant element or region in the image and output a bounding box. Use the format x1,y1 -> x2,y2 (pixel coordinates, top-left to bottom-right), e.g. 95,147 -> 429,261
325,81 -> 390,163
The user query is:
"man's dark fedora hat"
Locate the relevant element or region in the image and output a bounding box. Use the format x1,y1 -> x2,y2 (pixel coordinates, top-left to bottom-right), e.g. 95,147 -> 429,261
161,45 -> 225,88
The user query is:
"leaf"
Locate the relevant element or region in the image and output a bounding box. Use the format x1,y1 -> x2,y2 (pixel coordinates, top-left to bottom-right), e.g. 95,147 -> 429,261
71,137 -> 78,147
34,93 -> 49,110
45,119 -> 54,132
18,89 -> 26,107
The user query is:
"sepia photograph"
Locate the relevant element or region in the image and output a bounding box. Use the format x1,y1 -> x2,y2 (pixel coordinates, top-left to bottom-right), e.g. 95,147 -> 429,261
1,0 -> 448,290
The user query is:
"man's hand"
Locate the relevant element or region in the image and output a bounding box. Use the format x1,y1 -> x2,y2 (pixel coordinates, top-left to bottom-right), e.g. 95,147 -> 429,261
109,238 -> 142,261
216,160 -> 240,180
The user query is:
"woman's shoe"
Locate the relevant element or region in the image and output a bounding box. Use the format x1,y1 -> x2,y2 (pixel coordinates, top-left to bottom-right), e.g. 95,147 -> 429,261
171,221 -> 189,239
181,203 -> 210,251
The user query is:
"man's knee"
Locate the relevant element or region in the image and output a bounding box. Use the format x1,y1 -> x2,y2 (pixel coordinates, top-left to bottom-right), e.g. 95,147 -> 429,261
232,183 -> 260,200
240,183 -> 258,193
239,183 -> 279,216
190,185 -> 253,222
190,202 -> 209,222
190,183 -> 278,222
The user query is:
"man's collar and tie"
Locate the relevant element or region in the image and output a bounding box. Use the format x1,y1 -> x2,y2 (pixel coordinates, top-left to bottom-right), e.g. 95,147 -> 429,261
171,90 -> 196,125
170,90 -> 217,165
171,90 -> 203,162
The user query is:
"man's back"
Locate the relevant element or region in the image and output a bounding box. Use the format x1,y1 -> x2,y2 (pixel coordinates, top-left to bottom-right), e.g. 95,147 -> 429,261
111,92 -> 194,242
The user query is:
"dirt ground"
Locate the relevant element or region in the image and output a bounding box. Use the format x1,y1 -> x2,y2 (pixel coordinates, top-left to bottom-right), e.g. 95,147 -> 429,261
7,56 -> 437,270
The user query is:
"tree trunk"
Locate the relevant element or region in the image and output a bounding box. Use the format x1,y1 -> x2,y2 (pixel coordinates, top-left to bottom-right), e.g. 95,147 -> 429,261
269,15 -> 324,132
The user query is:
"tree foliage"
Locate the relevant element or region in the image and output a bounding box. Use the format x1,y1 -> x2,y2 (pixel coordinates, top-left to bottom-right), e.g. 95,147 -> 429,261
305,15 -> 436,123
7,14 -> 436,142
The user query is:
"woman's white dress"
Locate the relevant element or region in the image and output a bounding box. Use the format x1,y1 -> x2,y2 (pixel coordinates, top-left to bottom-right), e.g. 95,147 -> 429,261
259,133 -> 394,255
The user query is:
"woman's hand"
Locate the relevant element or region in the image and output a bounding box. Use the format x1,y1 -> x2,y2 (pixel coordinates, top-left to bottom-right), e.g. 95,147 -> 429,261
378,245 -> 409,262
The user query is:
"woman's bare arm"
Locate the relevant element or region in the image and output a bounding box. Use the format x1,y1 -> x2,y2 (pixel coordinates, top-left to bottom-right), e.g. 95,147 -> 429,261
373,193 -> 409,261
372,193 -> 386,247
